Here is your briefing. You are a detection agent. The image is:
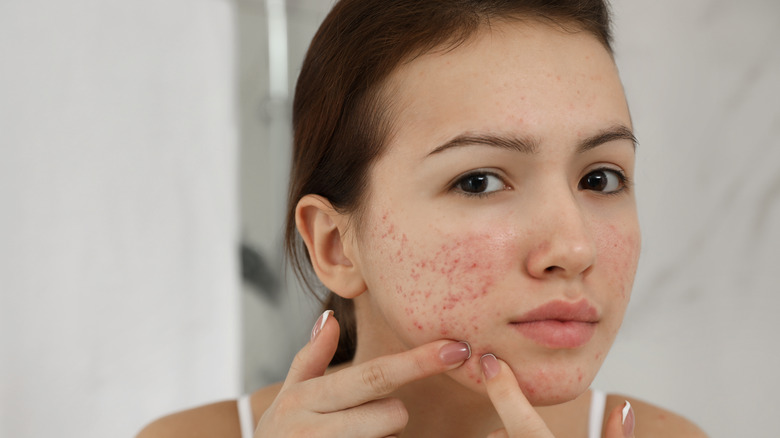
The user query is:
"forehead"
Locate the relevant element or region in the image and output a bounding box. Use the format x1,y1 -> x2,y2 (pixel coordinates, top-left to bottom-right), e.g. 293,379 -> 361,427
381,21 -> 630,159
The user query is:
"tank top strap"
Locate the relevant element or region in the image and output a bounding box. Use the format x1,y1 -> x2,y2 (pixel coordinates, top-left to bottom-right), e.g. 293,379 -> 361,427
237,394 -> 254,438
588,389 -> 607,438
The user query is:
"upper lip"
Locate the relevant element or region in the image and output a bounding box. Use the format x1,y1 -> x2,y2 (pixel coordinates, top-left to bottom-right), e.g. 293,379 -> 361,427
511,298 -> 599,323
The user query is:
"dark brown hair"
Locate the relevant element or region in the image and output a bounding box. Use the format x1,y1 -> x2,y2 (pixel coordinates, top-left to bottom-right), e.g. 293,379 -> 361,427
285,0 -> 614,365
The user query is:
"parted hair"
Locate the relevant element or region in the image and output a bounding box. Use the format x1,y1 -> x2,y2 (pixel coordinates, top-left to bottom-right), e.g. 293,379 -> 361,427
285,0 -> 614,365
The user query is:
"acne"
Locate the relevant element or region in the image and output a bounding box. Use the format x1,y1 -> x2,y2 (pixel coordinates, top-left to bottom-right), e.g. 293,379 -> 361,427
412,235 -> 504,338
594,222 -> 640,300
517,367 -> 585,402
372,209 -> 511,340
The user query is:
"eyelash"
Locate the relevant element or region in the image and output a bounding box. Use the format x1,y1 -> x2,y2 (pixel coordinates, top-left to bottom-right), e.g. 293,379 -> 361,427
580,166 -> 632,196
450,167 -> 632,198
450,170 -> 509,199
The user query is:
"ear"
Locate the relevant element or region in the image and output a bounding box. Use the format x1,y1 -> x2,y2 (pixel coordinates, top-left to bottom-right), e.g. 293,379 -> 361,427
295,194 -> 367,299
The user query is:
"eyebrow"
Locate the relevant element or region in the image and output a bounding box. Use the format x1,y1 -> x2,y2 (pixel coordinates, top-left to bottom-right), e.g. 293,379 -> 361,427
578,125 -> 638,153
426,124 -> 637,157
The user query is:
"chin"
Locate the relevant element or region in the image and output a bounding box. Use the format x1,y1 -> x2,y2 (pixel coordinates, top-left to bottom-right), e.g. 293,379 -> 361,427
517,358 -> 598,405
520,379 -> 591,406
448,352 -> 597,407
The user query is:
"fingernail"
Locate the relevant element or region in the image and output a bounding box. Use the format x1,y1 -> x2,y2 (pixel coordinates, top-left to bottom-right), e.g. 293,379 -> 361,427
310,310 -> 333,342
622,400 -> 634,437
480,353 -> 500,380
439,341 -> 471,365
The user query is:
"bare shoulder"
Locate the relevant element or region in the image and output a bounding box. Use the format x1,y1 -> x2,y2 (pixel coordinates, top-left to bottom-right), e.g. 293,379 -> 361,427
135,399 -> 242,438
606,394 -> 708,437
135,382 -> 283,438
249,381 -> 284,421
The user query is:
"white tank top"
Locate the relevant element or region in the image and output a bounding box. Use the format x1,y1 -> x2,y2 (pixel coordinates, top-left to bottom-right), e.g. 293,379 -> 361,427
236,389 -> 607,438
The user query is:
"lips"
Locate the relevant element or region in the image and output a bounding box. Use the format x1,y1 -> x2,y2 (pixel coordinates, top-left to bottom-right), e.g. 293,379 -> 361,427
509,299 -> 599,349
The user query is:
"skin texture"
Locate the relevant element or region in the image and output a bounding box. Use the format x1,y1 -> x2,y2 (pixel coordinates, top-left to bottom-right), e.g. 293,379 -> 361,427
348,21 -> 640,407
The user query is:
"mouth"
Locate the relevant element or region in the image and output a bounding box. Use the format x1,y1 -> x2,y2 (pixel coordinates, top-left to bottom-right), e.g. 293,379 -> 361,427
509,299 -> 599,349
510,320 -> 596,349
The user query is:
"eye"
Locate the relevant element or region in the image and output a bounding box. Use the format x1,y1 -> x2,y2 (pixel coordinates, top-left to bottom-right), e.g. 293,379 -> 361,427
578,168 -> 627,194
452,171 -> 507,197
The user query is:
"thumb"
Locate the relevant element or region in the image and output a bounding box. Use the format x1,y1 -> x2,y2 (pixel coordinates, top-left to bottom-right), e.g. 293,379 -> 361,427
281,310 -> 340,391
604,399 -> 635,438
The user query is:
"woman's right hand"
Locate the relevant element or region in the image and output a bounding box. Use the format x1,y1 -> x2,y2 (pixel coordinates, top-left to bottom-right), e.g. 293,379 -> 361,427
254,310 -> 472,437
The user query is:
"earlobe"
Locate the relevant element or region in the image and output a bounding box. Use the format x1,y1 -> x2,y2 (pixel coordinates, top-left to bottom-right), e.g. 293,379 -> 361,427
295,195 -> 367,298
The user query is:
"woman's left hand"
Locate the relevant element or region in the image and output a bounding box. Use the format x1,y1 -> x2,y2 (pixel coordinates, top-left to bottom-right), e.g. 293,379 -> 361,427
481,354 -> 635,438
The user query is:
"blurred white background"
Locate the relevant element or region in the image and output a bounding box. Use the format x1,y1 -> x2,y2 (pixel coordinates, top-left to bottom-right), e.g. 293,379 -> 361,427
0,0 -> 777,437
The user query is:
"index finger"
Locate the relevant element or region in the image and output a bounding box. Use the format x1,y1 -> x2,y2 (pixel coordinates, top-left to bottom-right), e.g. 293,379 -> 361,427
480,354 -> 554,438
306,340 -> 471,412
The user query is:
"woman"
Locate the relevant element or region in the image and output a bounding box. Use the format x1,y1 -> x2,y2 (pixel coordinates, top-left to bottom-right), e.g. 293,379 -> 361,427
140,0 -> 707,436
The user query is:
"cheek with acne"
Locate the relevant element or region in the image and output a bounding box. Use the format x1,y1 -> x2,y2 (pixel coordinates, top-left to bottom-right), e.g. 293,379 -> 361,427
371,211 -> 513,339
594,223 -> 640,302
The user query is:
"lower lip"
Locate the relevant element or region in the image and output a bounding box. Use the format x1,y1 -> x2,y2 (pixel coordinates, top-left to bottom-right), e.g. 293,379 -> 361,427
511,321 -> 596,349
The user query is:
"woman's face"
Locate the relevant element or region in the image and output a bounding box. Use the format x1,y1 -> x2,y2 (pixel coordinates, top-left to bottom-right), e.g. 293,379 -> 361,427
352,22 -> 640,405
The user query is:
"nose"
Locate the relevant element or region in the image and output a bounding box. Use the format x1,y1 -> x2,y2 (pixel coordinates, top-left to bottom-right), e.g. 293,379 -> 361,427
524,193 -> 597,280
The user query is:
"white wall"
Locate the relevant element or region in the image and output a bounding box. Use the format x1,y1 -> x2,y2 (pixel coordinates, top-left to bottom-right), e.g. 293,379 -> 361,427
0,1 -> 239,437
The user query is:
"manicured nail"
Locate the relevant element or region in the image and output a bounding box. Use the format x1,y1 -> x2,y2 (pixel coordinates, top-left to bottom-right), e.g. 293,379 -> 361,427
310,310 -> 333,342
622,400 -> 634,437
439,341 -> 471,365
480,353 -> 500,380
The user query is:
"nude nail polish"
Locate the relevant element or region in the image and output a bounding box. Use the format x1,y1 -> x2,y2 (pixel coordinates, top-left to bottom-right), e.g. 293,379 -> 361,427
480,353 -> 500,380
622,400 -> 634,437
310,310 -> 333,342
439,341 -> 471,365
